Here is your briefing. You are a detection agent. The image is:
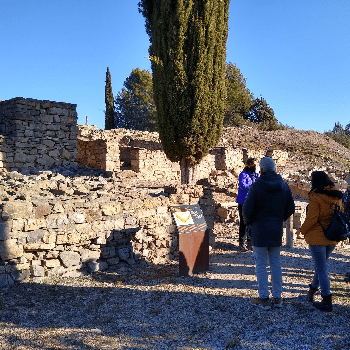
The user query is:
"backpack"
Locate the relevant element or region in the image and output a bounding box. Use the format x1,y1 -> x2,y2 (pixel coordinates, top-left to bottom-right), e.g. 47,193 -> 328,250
318,204 -> 350,242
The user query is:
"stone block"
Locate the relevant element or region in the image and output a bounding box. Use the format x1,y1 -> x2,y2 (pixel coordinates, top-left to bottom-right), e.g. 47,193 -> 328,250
0,222 -> 11,240
125,216 -> 137,226
31,265 -> 45,277
169,193 -> 190,205
85,209 -> 102,223
156,206 -> 168,214
106,257 -> 119,265
11,269 -> 30,282
31,277 -> 45,283
34,204 -> 52,219
24,219 -> 39,231
31,260 -> 42,266
59,250 -> 81,268
43,233 -> 56,244
101,203 -> 121,216
91,220 -> 113,233
113,218 -> 125,230
135,209 -> 156,219
68,212 -> 85,224
80,249 -> 100,262
41,114 -> 54,123
95,236 -> 106,245
37,153 -> 55,167
47,265 -> 66,276
56,234 -> 70,245
27,229 -> 45,244
101,246 -> 116,259
217,206 -> 229,219
13,151 -> 27,163
75,223 -> 94,235
24,242 -> 55,251
0,239 -> 23,259
46,214 -> 68,229
117,247 -> 130,261
87,261 -> 108,272
48,107 -> 67,116
45,259 -> 61,268
2,201 -> 33,220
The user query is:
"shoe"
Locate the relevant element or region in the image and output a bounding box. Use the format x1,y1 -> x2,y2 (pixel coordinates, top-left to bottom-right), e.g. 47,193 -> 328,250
272,297 -> 282,308
246,241 -> 253,251
250,297 -> 271,310
307,284 -> 318,302
238,243 -> 247,252
313,294 -> 332,312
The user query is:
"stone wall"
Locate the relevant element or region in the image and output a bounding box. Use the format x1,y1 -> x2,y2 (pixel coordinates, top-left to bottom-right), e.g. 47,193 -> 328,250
130,148 -> 180,180
77,138 -> 121,172
76,125 -> 289,182
0,168 -> 215,286
0,98 -> 78,172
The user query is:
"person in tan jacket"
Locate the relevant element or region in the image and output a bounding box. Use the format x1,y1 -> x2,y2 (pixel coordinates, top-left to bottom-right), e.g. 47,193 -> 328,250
296,171 -> 343,312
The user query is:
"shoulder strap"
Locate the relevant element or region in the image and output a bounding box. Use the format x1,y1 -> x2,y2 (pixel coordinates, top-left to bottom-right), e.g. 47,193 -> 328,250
318,203 -> 337,232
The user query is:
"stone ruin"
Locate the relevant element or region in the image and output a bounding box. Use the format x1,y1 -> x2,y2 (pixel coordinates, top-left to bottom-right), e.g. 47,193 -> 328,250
0,97 -> 78,172
1,97 -> 346,287
76,124 -> 289,184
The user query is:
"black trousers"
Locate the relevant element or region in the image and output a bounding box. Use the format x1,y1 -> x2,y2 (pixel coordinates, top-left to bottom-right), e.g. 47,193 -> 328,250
238,204 -> 250,244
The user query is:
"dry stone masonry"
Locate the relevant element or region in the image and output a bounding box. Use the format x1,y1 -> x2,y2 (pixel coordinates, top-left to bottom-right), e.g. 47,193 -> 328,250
76,125 -> 289,184
0,167 -> 215,286
0,97 -> 78,172
1,97 -> 349,287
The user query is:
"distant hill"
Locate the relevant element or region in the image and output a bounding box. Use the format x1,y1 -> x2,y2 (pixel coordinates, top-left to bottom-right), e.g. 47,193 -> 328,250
219,126 -> 350,175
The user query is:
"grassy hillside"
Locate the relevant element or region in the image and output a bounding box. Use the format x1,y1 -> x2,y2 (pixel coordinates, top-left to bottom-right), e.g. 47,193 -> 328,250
219,126 -> 350,173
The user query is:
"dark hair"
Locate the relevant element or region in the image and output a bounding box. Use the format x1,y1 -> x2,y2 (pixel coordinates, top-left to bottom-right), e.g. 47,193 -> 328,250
245,157 -> 255,166
311,171 -> 334,192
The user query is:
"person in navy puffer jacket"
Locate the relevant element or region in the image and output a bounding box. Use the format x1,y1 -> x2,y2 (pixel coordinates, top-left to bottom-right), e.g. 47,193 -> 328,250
243,157 -> 295,309
236,157 -> 259,251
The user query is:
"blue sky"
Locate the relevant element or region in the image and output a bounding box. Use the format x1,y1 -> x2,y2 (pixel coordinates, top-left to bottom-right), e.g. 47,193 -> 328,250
1,0 -> 349,133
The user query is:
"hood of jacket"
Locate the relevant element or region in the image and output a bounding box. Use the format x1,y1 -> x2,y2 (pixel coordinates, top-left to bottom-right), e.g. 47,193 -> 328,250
256,170 -> 285,192
309,185 -> 343,205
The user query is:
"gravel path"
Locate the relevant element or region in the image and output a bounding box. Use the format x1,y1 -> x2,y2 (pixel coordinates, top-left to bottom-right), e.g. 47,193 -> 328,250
0,224 -> 349,350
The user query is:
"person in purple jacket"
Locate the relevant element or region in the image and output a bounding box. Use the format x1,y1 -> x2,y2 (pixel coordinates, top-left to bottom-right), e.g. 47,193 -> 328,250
236,157 -> 259,251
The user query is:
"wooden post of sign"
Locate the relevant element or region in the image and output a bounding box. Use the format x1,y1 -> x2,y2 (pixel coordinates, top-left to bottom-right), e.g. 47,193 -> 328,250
285,215 -> 294,248
179,229 -> 209,276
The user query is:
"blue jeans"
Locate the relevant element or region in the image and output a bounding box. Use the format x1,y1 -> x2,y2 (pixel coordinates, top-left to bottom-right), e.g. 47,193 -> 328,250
309,245 -> 336,297
253,246 -> 282,299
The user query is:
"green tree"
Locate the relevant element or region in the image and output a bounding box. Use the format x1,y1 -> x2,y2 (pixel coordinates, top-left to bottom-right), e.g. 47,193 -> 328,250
325,122 -> 350,149
114,68 -> 156,131
139,0 -> 230,184
224,62 -> 254,127
105,67 -> 115,130
248,96 -> 279,130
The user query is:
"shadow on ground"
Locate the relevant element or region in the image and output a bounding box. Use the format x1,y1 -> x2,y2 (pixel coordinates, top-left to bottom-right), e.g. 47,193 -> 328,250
1,240 -> 349,349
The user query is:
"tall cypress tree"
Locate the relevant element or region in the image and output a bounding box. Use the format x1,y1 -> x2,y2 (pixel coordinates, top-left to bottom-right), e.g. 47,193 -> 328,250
105,67 -> 115,130
139,0 -> 230,184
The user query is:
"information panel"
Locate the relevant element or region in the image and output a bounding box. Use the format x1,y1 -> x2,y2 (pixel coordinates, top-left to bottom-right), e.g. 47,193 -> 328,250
170,204 -> 209,276
170,204 -> 208,234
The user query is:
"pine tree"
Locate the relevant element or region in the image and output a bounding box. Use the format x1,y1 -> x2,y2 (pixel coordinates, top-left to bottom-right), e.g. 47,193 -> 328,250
224,62 -> 254,127
115,68 -> 156,131
326,122 -> 350,149
248,96 -> 279,130
105,67 -> 114,130
139,0 -> 230,184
